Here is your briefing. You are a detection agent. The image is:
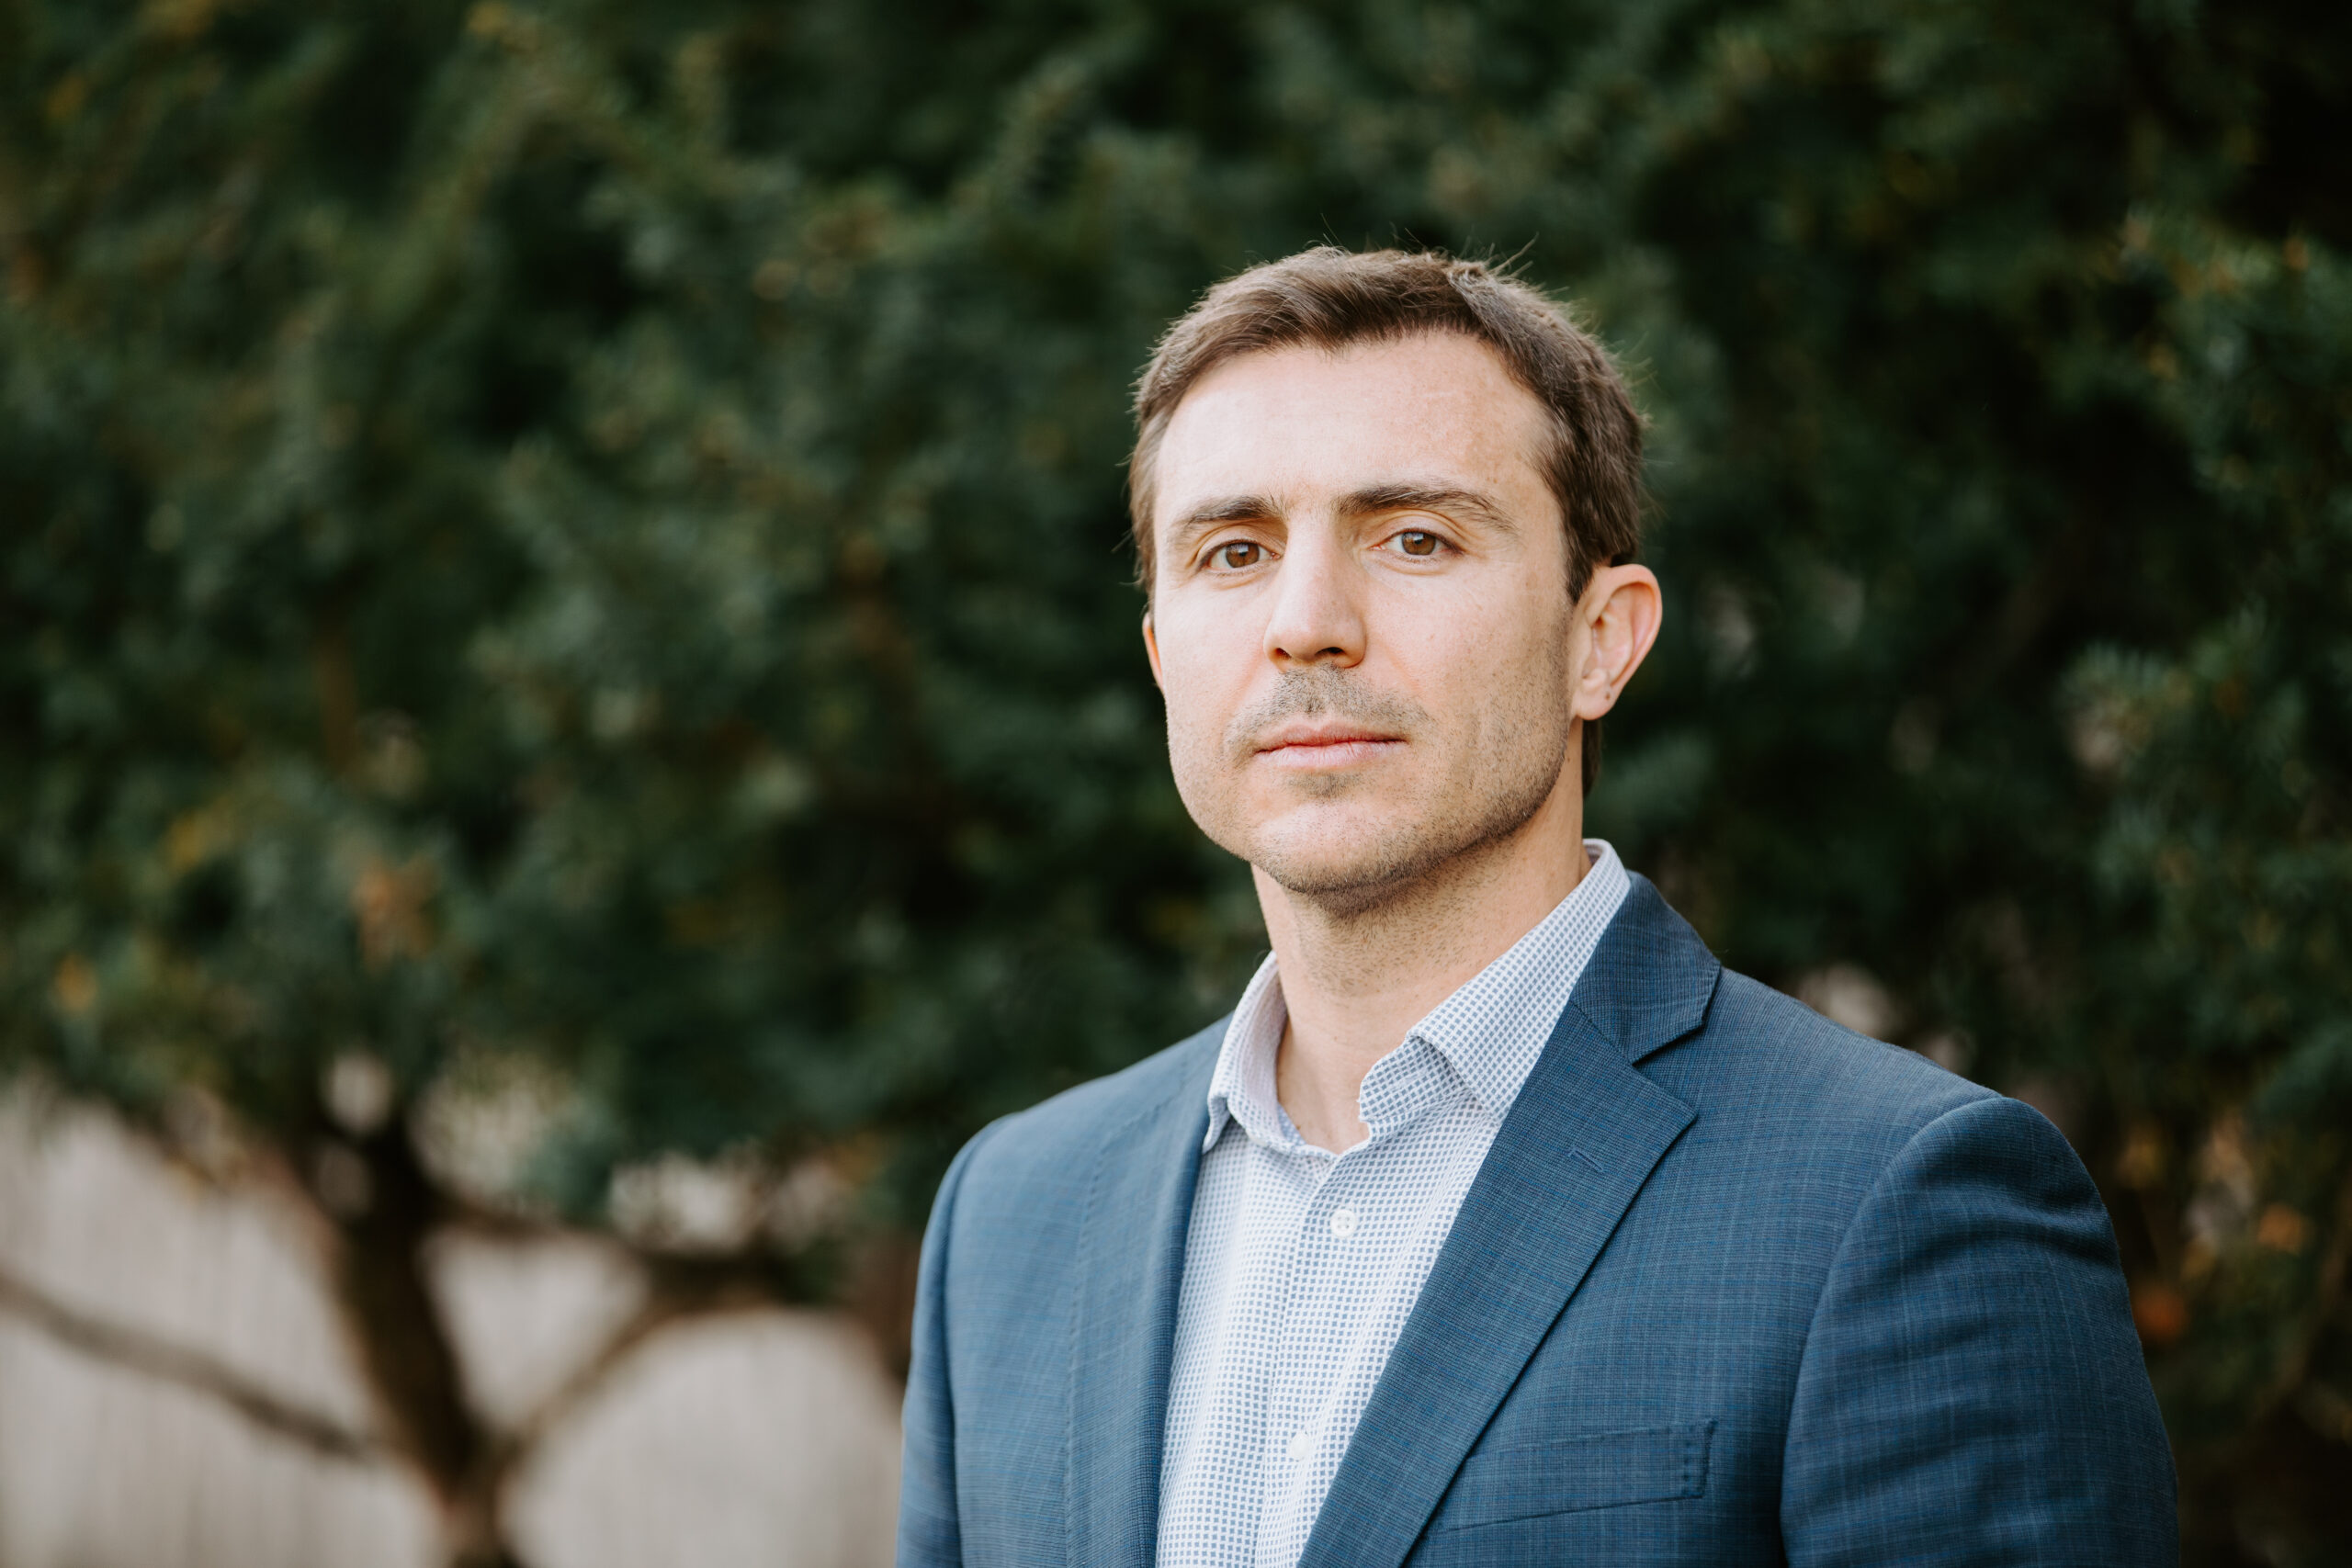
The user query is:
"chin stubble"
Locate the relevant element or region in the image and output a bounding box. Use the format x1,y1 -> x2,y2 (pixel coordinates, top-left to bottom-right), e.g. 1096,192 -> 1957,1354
1210,661 -> 1572,915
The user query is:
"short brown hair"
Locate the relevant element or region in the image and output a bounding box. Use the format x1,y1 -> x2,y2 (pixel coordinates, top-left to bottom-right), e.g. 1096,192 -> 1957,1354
1127,245 -> 1646,790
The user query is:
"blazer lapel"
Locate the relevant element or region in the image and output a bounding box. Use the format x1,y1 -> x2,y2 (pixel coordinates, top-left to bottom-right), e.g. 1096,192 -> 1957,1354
1297,877 -> 1720,1568
1066,1030 -> 1219,1568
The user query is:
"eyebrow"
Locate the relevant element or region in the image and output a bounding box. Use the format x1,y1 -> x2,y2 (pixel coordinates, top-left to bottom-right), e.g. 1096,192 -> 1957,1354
1164,493 -> 1284,553
1164,482 -> 1520,549
1337,482 -> 1520,536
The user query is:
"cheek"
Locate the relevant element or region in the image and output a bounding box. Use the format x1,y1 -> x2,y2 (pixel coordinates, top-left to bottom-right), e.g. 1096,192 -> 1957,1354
1154,594 -> 1248,686
1153,645 -> 1243,828
1398,585 -> 1571,724
1151,618 -> 1237,750
1388,584 -> 1516,682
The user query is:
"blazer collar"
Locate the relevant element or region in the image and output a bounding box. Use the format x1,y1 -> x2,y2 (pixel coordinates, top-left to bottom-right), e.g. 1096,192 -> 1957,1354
1296,874 -> 1720,1568
1573,873 -> 1722,1065
1066,1022 -> 1222,1568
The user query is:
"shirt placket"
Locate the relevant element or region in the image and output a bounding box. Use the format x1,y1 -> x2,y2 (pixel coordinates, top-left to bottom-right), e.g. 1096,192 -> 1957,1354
1252,1043 -> 1446,1568
1258,1138 -> 1351,1568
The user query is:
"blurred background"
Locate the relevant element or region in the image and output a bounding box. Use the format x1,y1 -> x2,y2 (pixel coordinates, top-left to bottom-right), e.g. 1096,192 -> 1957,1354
2,0 -> 2346,1562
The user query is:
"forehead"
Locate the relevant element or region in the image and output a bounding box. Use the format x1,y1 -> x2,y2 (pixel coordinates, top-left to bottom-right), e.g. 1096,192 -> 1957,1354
1150,332 -> 1555,527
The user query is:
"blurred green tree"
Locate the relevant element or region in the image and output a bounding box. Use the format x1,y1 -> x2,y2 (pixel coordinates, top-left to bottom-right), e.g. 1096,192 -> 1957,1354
3,0 -> 2346,1561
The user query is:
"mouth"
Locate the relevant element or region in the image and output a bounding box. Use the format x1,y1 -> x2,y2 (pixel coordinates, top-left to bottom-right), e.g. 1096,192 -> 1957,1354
1252,723 -> 1407,771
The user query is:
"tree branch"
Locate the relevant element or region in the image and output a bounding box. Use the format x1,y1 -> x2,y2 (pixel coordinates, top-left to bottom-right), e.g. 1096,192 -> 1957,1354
482,1257 -> 787,1498
0,1258 -> 382,1464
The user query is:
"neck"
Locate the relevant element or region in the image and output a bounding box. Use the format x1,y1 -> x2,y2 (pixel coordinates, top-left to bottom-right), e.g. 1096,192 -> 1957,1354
1259,772 -> 1589,1153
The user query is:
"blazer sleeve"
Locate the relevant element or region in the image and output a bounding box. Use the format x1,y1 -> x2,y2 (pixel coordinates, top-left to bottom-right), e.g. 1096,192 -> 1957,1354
897,1122 -> 1000,1568
1781,1093 -> 2177,1565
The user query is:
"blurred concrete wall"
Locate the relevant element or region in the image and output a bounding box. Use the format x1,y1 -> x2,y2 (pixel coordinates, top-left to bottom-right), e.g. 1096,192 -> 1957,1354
0,1097 -> 900,1568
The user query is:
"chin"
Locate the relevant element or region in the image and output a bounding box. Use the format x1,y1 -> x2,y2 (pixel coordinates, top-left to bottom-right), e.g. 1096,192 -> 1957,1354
1247,817 -> 1448,907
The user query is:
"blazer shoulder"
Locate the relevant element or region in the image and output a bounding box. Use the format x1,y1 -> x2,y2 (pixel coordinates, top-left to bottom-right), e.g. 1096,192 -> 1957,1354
1663,967 -> 1996,1151
960,1016 -> 1225,1195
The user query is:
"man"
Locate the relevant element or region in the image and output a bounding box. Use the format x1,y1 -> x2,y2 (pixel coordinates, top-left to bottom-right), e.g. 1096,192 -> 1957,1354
898,247 -> 2175,1566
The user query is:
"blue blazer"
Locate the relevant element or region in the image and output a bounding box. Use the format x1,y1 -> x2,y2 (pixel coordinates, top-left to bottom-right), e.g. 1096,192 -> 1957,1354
899,876 -> 2176,1565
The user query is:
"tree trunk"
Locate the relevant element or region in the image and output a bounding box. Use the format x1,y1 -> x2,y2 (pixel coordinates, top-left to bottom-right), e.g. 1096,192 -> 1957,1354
322,1122 -> 527,1568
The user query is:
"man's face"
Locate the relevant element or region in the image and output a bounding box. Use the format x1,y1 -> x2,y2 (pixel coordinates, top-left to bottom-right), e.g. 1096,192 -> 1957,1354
1143,332 -> 1584,908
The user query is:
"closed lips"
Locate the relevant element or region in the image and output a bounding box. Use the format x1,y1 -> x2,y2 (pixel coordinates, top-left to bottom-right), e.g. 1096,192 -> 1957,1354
1256,728 -> 1405,766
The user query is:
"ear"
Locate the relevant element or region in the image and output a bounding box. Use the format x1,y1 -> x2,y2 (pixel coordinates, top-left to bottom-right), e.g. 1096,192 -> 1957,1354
1571,565 -> 1663,721
1141,609 -> 1166,693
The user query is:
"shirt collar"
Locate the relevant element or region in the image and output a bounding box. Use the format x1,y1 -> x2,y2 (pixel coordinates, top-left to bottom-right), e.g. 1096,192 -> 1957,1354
1203,949 -> 1291,1155
1408,840 -> 1630,1118
1202,840 -> 1634,1153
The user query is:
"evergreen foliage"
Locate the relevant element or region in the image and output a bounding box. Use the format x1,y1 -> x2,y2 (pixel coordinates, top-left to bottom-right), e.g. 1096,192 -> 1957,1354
4,0 -> 2346,1558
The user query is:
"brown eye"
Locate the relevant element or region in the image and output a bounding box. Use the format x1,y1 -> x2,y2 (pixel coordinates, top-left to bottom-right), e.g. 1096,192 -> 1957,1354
1396,531 -> 1439,557
1215,541 -> 1263,569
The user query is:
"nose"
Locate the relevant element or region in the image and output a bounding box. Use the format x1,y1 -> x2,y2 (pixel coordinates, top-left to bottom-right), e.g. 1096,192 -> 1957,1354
1261,526 -> 1366,671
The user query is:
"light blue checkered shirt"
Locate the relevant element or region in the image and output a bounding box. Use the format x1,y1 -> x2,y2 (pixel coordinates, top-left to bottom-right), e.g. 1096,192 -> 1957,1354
1156,841 -> 1632,1568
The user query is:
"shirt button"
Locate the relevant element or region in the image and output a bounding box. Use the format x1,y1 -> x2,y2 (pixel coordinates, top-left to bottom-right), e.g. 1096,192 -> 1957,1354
1328,1207 -> 1358,1239
1286,1430 -> 1313,1461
